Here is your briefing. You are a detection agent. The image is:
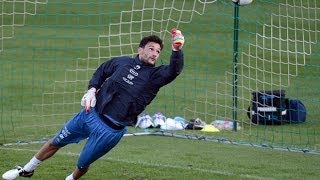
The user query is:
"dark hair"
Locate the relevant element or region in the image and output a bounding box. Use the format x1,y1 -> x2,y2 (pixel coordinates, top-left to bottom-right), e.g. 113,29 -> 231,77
139,35 -> 164,50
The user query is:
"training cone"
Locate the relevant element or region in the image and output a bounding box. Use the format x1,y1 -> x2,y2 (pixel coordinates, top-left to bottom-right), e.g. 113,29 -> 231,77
200,125 -> 220,132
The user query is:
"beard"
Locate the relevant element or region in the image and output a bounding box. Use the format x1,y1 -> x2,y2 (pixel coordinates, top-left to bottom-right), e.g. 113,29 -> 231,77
140,57 -> 156,67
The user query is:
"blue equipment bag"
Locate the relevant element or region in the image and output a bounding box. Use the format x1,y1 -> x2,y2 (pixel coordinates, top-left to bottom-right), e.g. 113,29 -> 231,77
248,90 -> 307,125
285,99 -> 307,123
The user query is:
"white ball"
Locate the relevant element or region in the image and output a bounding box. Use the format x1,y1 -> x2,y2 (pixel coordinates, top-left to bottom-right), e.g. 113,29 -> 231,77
232,0 -> 253,6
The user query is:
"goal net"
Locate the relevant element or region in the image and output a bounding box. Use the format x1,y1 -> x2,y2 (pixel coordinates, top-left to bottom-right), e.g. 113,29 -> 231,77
0,0 -> 319,154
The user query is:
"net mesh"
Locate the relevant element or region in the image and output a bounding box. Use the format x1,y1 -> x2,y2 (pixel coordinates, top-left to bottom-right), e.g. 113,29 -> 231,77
0,0 -> 319,154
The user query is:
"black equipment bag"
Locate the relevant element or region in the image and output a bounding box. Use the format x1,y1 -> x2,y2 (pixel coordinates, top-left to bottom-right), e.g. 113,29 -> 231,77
249,90 -> 287,125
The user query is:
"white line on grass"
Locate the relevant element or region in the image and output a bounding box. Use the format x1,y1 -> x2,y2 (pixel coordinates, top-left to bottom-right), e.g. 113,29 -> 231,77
0,147 -> 270,180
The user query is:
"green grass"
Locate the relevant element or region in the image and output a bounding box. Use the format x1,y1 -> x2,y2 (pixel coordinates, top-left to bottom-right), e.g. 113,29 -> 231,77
1,136 -> 320,180
1,0 -> 320,179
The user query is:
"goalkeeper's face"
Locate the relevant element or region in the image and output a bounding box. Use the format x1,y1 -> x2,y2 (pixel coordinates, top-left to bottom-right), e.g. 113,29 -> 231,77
138,42 -> 161,66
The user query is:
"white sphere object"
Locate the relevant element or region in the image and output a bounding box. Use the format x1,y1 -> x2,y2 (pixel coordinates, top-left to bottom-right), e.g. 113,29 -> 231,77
232,0 -> 253,6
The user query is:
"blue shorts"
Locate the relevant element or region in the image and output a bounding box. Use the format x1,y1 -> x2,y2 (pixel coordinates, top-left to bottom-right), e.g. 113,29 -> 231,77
51,107 -> 127,169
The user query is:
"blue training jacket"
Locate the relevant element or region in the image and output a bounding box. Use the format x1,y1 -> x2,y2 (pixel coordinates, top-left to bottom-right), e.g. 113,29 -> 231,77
88,50 -> 184,126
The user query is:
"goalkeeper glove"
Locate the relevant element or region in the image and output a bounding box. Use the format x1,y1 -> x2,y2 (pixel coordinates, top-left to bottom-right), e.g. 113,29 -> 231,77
171,28 -> 184,51
81,87 -> 97,112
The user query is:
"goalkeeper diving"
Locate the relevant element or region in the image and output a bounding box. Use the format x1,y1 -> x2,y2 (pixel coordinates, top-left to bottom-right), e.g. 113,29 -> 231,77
2,28 -> 185,180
